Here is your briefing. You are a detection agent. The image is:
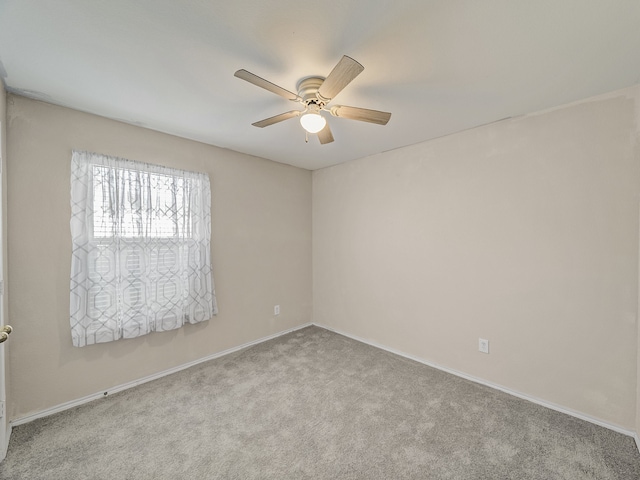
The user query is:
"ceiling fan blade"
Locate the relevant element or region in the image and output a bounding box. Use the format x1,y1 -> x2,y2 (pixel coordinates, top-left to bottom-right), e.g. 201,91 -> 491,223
252,110 -> 301,128
234,69 -> 300,101
317,123 -> 334,145
317,56 -> 364,102
329,105 -> 391,125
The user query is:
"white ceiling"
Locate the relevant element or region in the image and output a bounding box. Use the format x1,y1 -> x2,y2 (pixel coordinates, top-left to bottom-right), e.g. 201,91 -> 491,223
1,1 -> 639,170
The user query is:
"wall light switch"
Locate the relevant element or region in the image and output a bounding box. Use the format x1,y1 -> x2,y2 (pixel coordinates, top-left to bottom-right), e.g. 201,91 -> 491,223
274,305 -> 280,316
479,338 -> 489,354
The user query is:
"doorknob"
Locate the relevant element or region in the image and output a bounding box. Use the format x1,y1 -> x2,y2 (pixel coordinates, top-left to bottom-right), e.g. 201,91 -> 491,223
0,325 -> 12,343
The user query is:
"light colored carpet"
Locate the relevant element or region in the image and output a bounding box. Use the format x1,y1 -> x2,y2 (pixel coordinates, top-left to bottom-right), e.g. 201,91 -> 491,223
2,326 -> 639,479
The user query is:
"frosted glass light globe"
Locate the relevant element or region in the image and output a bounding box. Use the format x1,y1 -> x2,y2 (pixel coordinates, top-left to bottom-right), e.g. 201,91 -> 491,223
300,112 -> 326,133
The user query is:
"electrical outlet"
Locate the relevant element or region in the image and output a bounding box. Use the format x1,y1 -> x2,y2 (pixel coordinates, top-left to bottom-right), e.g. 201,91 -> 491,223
274,305 -> 280,316
479,338 -> 489,354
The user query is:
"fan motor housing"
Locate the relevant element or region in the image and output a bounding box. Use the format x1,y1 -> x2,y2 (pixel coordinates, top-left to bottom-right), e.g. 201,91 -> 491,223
297,76 -> 325,106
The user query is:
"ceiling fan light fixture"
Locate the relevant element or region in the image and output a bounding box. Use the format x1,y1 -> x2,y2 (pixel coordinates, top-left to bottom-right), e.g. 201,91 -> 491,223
300,112 -> 326,134
235,55 -> 391,145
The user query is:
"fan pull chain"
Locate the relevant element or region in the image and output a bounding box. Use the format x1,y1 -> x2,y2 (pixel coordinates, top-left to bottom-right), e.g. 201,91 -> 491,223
305,131 -> 308,143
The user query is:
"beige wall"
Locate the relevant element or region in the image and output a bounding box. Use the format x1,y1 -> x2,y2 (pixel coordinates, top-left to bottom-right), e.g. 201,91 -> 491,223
313,86 -> 640,430
6,95 -> 312,419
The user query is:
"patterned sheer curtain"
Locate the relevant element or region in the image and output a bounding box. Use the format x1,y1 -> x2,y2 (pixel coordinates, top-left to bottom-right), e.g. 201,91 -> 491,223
70,151 -> 217,347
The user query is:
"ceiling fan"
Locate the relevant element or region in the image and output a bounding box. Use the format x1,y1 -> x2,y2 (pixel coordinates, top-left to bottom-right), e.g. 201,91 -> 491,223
234,55 -> 391,144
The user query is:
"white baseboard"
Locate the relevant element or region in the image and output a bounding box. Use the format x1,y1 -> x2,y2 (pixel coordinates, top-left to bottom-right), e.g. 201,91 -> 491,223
9,321 -> 640,456
11,323 -> 312,427
314,323 -> 638,441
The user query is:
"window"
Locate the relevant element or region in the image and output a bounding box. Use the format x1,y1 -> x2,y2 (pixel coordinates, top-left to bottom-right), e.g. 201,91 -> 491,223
70,151 -> 217,347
